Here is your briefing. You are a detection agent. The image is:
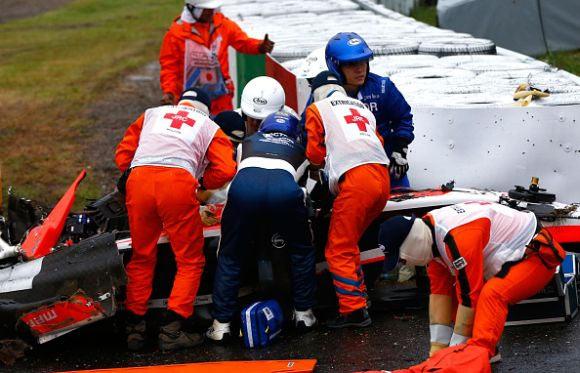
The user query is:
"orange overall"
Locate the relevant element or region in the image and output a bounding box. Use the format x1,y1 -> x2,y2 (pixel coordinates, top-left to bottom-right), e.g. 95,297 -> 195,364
115,109 -> 236,318
427,215 -> 565,357
306,103 -> 390,314
159,12 -> 262,115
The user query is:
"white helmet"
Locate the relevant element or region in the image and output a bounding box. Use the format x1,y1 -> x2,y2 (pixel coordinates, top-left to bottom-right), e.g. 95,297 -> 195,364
240,77 -> 286,120
297,47 -> 327,79
185,0 -> 222,9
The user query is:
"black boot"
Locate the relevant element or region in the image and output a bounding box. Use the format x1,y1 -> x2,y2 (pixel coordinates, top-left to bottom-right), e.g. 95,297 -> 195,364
125,312 -> 147,351
326,308 -> 371,329
158,310 -> 204,351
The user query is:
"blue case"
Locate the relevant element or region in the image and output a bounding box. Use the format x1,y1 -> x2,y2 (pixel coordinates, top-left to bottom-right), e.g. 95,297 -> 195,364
240,300 -> 284,348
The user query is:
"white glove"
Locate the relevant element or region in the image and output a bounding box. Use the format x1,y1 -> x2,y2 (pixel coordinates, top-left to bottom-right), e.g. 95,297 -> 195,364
390,148 -> 409,180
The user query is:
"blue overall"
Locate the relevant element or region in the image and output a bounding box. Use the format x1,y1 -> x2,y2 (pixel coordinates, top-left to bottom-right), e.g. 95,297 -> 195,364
212,132 -> 316,322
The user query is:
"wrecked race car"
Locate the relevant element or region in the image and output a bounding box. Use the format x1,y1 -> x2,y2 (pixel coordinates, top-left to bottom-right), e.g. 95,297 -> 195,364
1,171 -> 579,347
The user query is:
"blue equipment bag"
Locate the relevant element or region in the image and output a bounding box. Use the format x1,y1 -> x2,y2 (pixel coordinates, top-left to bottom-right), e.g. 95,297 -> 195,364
240,300 -> 284,348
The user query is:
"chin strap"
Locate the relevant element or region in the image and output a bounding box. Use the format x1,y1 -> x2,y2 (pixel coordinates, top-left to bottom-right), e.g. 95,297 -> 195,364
186,4 -> 204,22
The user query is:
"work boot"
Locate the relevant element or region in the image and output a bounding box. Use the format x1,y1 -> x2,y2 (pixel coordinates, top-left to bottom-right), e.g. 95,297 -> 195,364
205,319 -> 232,343
158,311 -> 203,351
326,308 -> 371,329
125,312 -> 147,351
293,309 -> 318,331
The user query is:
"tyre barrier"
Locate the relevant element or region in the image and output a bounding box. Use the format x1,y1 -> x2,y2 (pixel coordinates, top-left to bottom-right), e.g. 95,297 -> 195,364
426,85 -> 483,95
371,55 -> 441,71
272,40 -> 420,62
459,61 -> 550,74
221,0 -> 580,108
438,54 -> 525,67
223,0 -> 359,18
537,93 -> 580,106
418,38 -> 497,57
433,93 -> 512,107
477,70 -> 554,81
390,68 -> 476,80
371,41 -> 420,56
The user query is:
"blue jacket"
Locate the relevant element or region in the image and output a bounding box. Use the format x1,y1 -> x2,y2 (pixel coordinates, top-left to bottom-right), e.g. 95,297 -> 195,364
238,132 -> 309,182
354,73 -> 414,155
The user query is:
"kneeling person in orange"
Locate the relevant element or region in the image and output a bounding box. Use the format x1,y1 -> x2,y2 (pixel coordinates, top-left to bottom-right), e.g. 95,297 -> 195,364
305,71 -> 390,327
115,88 -> 236,351
380,202 -> 565,360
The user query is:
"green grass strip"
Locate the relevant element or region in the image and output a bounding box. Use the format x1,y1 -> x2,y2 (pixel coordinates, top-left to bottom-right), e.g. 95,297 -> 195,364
0,0 -> 182,204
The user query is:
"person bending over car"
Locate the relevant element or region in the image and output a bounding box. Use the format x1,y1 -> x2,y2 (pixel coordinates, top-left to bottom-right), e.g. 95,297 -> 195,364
115,88 -> 236,351
379,201 -> 565,361
206,111 -> 317,342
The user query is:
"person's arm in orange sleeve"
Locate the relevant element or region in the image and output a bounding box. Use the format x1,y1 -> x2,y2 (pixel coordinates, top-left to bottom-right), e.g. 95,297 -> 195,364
304,105 -> 326,168
375,129 -> 385,146
115,114 -> 145,172
159,31 -> 182,101
202,129 -> 236,190
427,259 -> 455,356
224,17 -> 263,54
444,218 -> 491,345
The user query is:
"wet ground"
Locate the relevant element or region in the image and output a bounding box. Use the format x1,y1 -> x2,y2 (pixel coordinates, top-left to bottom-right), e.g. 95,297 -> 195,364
4,303 -> 580,372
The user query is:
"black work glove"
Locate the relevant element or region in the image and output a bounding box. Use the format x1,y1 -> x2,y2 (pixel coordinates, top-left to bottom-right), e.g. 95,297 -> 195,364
117,168 -> 132,195
389,139 -> 409,180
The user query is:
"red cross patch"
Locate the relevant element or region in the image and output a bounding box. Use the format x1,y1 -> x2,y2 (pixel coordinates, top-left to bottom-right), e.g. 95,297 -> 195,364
164,110 -> 196,130
344,108 -> 369,132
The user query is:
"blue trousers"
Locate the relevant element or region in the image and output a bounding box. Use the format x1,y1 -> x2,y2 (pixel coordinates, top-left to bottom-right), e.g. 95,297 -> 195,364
212,168 -> 316,322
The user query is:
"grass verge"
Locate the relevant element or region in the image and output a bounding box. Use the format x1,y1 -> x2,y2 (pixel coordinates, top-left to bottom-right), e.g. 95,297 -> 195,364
540,50 -> 580,77
0,0 -> 180,205
410,5 -> 437,27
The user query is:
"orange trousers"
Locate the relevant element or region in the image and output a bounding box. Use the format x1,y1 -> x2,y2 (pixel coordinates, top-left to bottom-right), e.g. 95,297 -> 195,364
468,230 -> 565,356
326,164 -> 390,314
125,166 -> 205,319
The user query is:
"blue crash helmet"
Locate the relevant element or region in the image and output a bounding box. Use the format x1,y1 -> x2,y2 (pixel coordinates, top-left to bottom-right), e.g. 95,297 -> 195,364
259,111 -> 301,140
379,216 -> 416,272
325,32 -> 373,83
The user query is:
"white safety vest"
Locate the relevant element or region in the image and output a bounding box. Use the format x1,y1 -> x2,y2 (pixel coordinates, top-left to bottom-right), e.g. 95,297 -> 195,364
428,202 -> 537,279
131,105 -> 219,179
313,92 -> 389,194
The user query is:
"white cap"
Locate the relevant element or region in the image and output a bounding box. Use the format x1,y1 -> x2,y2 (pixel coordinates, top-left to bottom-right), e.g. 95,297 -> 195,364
240,76 -> 286,120
185,0 -> 222,9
